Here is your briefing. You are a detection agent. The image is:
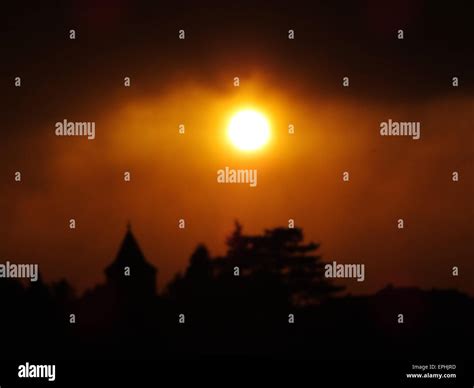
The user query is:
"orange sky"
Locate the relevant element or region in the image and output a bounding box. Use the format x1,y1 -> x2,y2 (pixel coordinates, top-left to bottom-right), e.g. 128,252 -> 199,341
1,75 -> 472,295
1,1 -> 473,297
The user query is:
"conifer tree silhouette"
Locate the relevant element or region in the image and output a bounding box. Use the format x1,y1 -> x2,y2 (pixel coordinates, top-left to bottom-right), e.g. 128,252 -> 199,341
216,221 -> 344,305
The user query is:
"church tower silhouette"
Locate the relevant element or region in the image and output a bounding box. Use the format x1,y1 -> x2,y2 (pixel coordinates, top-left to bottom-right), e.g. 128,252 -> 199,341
105,223 -> 157,298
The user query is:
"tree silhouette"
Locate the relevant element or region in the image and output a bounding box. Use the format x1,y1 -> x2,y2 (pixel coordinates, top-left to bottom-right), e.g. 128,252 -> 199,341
215,221 -> 344,306
165,244 -> 215,309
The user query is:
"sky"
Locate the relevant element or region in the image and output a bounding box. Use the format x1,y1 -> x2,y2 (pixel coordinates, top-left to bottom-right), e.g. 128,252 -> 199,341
1,1 -> 473,295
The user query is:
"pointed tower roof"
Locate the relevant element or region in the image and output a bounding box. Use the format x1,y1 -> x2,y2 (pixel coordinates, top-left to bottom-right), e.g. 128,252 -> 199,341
105,224 -> 157,278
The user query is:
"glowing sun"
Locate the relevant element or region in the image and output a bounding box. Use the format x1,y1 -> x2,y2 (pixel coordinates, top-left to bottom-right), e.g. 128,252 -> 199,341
228,109 -> 270,151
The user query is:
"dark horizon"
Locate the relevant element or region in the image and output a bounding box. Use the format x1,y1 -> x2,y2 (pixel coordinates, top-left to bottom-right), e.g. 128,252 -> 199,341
7,221 -> 472,300
1,222 -> 473,367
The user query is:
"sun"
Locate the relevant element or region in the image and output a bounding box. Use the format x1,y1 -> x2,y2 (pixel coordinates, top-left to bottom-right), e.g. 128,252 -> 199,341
228,109 -> 270,151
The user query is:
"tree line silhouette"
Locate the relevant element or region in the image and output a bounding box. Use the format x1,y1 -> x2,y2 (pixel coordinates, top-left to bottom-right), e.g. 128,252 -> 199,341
1,223 -> 472,359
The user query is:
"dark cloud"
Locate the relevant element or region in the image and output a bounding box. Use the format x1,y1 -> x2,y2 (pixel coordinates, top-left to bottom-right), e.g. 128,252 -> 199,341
2,1 -> 473,110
